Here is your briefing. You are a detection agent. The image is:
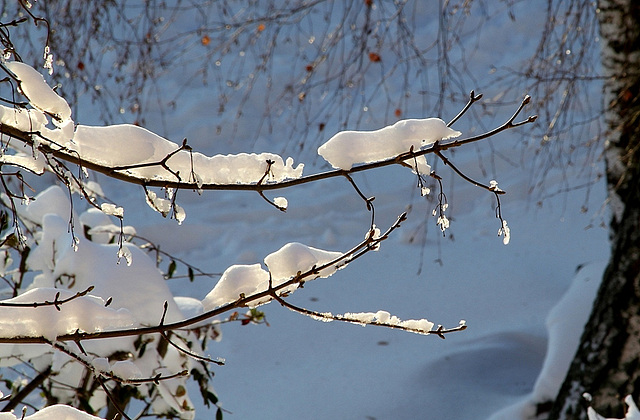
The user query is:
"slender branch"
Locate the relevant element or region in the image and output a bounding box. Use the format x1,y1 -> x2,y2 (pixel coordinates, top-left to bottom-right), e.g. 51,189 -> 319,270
157,302 -> 224,365
1,367 -> 52,412
271,292 -> 466,338
51,340 -> 189,387
96,378 -> 133,420
344,173 -> 375,228
434,150 -> 505,194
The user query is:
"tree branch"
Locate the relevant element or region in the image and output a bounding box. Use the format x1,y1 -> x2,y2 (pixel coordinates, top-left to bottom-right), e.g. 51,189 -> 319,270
0,95 -> 536,193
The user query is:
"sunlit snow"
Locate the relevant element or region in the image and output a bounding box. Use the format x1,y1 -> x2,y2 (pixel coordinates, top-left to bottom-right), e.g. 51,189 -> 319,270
4,61 -> 72,123
0,288 -> 134,341
317,118 -> 461,170
70,124 -> 303,184
202,242 -> 344,311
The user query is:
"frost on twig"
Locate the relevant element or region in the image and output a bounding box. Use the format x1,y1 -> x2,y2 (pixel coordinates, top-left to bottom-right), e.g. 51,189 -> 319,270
272,294 -> 467,338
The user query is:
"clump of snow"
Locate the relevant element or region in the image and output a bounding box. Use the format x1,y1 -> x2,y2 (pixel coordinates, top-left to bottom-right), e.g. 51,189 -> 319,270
100,203 -> 123,217
498,219 -> 511,245
202,243 -> 344,311
264,242 -> 343,282
145,189 -> 173,216
117,244 -> 133,266
202,264 -> 270,311
80,208 -> 136,244
4,61 -> 72,123
273,196 -> 288,210
174,203 -> 186,224
489,179 -> 503,192
1,61 -> 303,187
0,151 -> 46,174
69,124 -> 303,184
2,186 -> 203,419
19,186 -> 186,326
174,296 -> 205,320
434,203 -> 450,233
339,310 -> 435,334
111,360 -> 143,380
317,118 -> 461,170
365,225 -> 382,250
0,104 -> 47,133
91,358 -> 111,374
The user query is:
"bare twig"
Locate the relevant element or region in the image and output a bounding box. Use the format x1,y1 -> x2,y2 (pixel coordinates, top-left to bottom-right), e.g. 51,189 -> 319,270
344,173 -> 376,228
447,90 -> 483,127
434,150 -> 506,195
0,286 -> 95,309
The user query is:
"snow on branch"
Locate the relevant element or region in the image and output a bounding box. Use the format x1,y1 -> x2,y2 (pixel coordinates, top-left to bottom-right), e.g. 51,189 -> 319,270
272,294 -> 468,338
0,212 -> 414,345
0,288 -> 134,341
0,61 -> 536,195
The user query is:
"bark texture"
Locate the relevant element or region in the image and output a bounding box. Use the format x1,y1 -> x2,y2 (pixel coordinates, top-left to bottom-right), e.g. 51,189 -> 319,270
549,1 -> 640,419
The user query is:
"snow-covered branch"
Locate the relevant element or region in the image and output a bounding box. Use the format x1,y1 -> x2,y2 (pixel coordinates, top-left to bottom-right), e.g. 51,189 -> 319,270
0,61 -> 536,195
0,212 -> 408,345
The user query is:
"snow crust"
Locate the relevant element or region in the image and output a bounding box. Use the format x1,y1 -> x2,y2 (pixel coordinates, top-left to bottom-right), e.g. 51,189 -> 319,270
317,118 -> 461,170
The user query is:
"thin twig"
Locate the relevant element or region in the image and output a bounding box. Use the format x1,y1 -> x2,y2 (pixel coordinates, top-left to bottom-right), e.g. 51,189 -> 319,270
0,286 -> 95,308
447,90 -> 483,127
271,292 -> 466,338
434,150 -> 506,194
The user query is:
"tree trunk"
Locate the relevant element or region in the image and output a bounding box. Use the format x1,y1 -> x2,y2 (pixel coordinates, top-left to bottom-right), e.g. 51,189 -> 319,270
549,1 -> 640,419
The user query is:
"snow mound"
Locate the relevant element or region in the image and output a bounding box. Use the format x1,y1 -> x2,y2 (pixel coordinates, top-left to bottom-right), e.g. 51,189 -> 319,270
487,261 -> 606,420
